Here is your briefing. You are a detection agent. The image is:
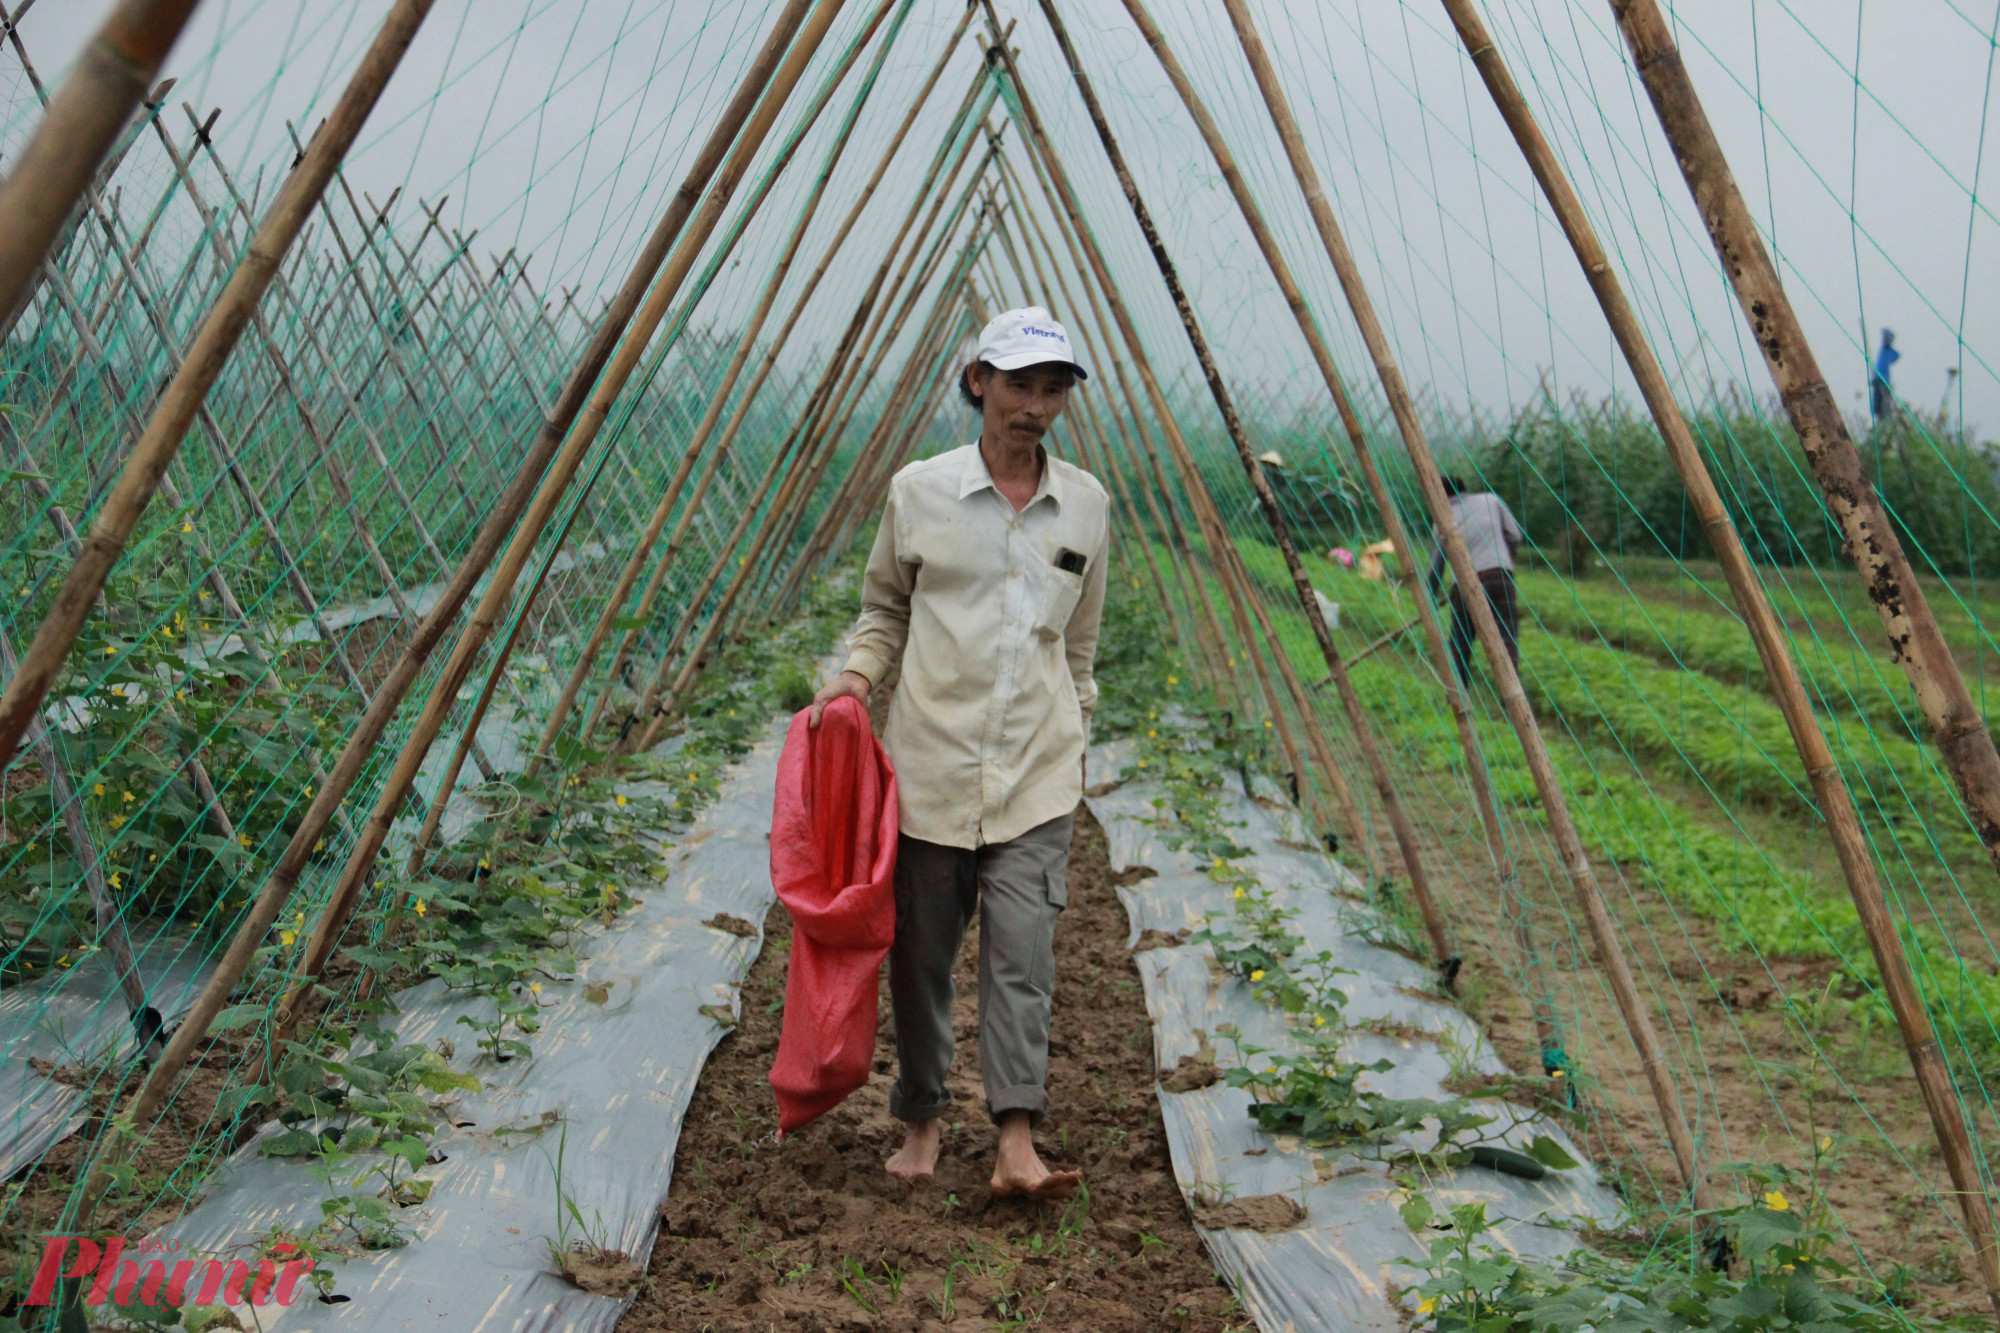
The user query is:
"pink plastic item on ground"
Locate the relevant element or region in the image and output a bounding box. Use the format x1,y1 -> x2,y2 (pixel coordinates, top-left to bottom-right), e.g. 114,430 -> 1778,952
766,695 -> 898,1135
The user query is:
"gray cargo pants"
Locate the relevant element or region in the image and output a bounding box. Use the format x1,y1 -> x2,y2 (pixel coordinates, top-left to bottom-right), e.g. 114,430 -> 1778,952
887,811 -> 1073,1127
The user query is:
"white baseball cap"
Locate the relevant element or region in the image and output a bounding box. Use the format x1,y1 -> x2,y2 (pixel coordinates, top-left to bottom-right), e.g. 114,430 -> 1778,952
972,306 -> 1088,381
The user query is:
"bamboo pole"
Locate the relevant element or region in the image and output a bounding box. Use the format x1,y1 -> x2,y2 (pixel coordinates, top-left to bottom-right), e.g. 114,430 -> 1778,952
793,302 -> 974,587
0,0 -> 198,325
1150,0 -> 1702,1211
736,124 -> 1016,616
626,121 -> 1003,711
1027,0 -> 1447,955
769,275 -> 967,613
975,194 -> 1332,823
613,160 -> 991,735
1122,0 -> 1543,996
984,30 -> 1379,882
1603,0 -> 2000,885
271,0 -> 855,1049
399,0 -> 912,869
0,0 -> 436,771
182,111 -> 458,583
1440,0 -> 1995,1297
738,165 -> 1008,620
1207,0 -> 1554,1045
972,195 -> 1320,808
633,215 -> 993,751
583,76 -> 999,733
991,145 -> 1240,709
532,3 -> 975,772
0,628 -> 153,1042
85,128 -> 375,704
989,193 -> 1196,676
74,0 -> 817,1209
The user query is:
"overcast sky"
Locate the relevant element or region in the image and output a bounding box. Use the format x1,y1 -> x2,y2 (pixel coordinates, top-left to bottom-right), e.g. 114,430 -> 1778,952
7,0 -> 1997,446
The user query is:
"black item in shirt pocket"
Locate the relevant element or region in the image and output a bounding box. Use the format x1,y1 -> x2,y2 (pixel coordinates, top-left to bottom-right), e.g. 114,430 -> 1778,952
1055,547 -> 1087,576
1029,557 -> 1085,641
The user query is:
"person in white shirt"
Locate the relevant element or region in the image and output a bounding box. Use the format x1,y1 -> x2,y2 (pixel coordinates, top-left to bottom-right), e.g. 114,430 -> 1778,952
1424,474 -> 1525,686
809,307 -> 1109,1199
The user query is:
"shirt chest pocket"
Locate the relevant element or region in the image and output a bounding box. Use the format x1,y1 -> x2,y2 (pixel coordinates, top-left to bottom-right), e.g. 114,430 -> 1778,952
1024,556 -> 1085,642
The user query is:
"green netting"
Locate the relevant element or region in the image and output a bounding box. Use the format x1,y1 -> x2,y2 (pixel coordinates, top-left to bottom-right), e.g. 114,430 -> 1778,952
2,0 -> 1999,1326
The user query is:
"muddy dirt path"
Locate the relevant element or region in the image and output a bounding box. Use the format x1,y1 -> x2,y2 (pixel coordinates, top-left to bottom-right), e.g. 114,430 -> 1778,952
619,805 -> 1246,1333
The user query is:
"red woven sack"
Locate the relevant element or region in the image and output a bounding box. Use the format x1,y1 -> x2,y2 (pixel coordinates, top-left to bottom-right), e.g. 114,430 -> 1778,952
767,695 -> 898,1134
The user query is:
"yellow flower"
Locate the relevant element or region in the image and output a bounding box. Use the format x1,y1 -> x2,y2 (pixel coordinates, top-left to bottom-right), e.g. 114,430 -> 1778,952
1313,1014 -> 1326,1026
109,872 -> 121,889
314,839 -> 325,852
615,794 -> 627,808
239,834 -> 251,847
479,859 -> 490,869
1232,886 -> 1245,899
415,900 -> 427,917
1417,1297 -> 1435,1314
281,930 -> 296,946
122,791 -> 134,802
303,785 -> 312,798
1249,969 -> 1265,981
1819,1135 -> 1833,1152
109,816 -> 124,829
1764,1190 -> 1790,1212
1551,1068 -> 1565,1079
1263,719 -> 1272,728
1136,759 -> 1146,767
199,591 -> 209,601
529,983 -> 542,994
111,685 -> 124,697
1147,729 -> 1157,738
176,690 -> 185,701
57,955 -> 70,967
182,522 -> 192,533
105,645 -> 115,655
148,854 -> 156,862
94,783 -> 105,796
1166,675 -> 1178,685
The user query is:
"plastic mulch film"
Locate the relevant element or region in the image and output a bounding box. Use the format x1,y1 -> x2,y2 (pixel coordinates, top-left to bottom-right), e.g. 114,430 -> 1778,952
129,714 -> 789,1332
0,929 -> 215,1179
0,604 -> 570,1182
1084,735 -> 1621,1333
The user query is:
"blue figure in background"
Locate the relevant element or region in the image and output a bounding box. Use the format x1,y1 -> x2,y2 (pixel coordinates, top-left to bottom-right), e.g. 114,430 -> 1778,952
1871,328 -> 1900,422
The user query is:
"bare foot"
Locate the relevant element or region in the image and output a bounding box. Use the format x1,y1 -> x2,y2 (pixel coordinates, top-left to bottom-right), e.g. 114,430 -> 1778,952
886,1118 -> 942,1180
989,1110 -> 1080,1200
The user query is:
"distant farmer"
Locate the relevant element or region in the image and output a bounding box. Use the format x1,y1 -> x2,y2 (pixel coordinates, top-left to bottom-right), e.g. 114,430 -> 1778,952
1872,328 -> 1900,422
1426,474 -> 1524,687
809,306 -> 1108,1200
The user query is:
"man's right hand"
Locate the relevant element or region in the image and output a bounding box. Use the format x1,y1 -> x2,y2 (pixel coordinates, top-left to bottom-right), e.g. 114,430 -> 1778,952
808,670 -> 871,728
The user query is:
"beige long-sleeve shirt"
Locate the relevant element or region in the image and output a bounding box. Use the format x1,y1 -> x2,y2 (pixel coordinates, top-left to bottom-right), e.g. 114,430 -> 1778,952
842,443 -> 1110,849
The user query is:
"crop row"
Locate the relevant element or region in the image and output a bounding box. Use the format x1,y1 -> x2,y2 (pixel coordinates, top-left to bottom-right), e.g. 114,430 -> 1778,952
1159,536 -> 2000,1054
1516,568 -> 1997,746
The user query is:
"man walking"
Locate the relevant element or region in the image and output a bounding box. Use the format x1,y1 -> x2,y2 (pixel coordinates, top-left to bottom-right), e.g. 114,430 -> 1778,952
809,306 -> 1108,1200
1426,474 -> 1525,687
